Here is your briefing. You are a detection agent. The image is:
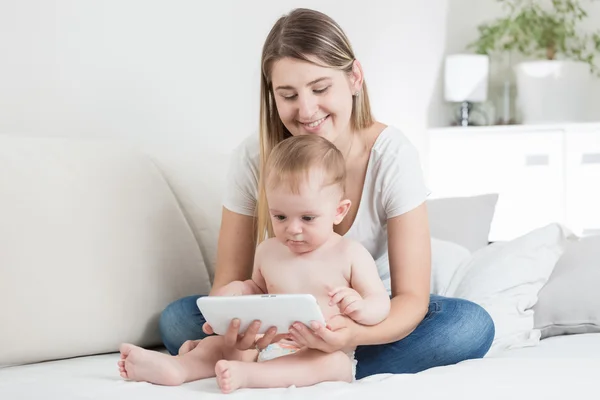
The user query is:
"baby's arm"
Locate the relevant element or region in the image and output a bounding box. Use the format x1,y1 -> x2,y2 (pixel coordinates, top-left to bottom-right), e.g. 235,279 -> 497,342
330,242 -> 391,325
211,242 -> 268,296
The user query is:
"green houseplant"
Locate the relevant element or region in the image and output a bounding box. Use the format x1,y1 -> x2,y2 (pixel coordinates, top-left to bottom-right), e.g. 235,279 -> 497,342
469,0 -> 600,74
468,0 -> 600,124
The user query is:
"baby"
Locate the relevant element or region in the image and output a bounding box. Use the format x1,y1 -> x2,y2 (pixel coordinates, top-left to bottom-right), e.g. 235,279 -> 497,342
118,134 -> 391,393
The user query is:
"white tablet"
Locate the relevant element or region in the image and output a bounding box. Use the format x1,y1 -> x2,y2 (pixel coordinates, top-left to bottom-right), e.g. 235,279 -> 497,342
196,294 -> 326,336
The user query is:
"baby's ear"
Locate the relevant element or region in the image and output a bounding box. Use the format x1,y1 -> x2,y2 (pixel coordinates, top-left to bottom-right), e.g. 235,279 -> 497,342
334,199 -> 351,225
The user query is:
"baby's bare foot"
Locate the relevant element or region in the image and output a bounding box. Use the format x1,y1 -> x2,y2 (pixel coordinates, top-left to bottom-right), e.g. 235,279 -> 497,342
118,343 -> 186,386
215,360 -> 248,394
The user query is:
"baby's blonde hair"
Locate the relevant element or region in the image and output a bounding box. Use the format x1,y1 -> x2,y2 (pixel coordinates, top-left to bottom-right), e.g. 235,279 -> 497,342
262,135 -> 346,235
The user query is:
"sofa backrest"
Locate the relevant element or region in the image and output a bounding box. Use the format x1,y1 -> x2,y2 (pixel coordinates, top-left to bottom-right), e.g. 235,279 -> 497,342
0,134 -> 214,367
140,140 -> 232,283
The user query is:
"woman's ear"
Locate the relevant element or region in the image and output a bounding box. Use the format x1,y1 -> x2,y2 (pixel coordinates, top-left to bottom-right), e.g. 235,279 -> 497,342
334,199 -> 352,225
350,59 -> 364,95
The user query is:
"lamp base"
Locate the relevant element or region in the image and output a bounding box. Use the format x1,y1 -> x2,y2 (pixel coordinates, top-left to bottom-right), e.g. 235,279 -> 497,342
452,101 -> 487,126
459,101 -> 473,126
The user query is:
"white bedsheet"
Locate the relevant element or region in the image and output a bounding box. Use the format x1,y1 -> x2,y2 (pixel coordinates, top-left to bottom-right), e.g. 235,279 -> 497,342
1,334 -> 599,400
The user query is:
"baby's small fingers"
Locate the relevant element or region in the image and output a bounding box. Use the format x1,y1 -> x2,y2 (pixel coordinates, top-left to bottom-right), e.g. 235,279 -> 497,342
342,301 -> 361,315
328,286 -> 348,297
329,288 -> 351,306
340,297 -> 360,313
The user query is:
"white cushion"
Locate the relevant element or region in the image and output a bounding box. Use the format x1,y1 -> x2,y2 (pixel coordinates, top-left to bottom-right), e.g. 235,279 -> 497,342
430,238 -> 471,295
534,234 -> 600,338
0,135 -> 212,367
443,223 -> 572,355
427,193 -> 498,252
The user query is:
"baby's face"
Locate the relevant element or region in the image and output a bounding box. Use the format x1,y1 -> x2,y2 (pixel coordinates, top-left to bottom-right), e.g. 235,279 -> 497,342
267,176 -> 344,254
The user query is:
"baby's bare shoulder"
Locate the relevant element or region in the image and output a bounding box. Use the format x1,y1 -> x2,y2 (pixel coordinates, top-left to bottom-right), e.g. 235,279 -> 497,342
332,237 -> 368,259
337,236 -> 365,251
337,237 -> 374,264
257,237 -> 279,250
255,238 -> 281,260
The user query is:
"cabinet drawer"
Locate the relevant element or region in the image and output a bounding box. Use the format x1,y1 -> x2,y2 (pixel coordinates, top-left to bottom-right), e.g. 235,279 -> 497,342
565,130 -> 600,236
428,129 -> 565,241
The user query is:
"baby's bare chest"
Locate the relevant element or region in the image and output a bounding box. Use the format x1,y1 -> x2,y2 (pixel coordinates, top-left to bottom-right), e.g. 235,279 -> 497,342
261,256 -> 350,297
261,256 -> 351,320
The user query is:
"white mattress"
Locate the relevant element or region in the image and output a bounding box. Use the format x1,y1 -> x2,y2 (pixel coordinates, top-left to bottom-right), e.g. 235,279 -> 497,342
1,334 -> 599,400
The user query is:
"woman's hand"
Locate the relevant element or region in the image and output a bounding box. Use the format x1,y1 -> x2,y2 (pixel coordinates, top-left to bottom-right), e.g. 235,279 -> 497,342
202,319 -> 282,351
288,314 -> 359,353
178,339 -> 201,355
179,319 -> 282,356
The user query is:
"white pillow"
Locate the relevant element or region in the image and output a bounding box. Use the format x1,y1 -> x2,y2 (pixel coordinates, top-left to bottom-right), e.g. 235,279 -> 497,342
430,238 -> 471,295
443,223 -> 572,356
427,193 -> 499,252
534,234 -> 600,338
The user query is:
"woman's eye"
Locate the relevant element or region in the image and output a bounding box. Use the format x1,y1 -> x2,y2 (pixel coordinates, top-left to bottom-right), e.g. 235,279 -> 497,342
313,86 -> 329,94
282,94 -> 297,100
302,216 -> 316,222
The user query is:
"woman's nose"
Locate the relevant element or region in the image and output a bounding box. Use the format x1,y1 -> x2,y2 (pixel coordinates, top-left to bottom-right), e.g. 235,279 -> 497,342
297,94 -> 318,121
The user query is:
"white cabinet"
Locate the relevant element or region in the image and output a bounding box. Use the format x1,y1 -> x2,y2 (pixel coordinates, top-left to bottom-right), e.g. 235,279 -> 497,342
427,123 -> 600,241
565,127 -> 600,237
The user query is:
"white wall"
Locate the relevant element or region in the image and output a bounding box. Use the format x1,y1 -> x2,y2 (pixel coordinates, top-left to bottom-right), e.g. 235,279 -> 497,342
0,0 -> 449,158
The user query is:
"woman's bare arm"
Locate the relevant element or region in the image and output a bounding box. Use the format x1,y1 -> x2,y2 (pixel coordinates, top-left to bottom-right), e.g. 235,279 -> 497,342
354,202 -> 431,345
212,241 -> 268,296
209,207 -> 257,294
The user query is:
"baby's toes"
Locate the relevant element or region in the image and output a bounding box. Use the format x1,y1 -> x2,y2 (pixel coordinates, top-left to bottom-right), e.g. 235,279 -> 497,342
117,360 -> 128,377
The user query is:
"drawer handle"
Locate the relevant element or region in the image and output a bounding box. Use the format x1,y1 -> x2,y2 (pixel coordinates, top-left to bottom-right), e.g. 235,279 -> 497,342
525,154 -> 549,166
582,228 -> 600,236
581,153 -> 600,165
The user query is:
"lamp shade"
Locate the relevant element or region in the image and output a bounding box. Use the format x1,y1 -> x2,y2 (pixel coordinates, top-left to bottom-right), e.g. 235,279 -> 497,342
444,54 -> 489,102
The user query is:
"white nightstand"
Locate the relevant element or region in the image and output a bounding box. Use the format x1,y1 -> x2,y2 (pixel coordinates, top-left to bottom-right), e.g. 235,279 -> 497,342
427,123 -> 600,241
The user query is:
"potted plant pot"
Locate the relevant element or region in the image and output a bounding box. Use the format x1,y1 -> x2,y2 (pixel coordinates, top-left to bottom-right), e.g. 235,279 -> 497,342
514,60 -> 592,124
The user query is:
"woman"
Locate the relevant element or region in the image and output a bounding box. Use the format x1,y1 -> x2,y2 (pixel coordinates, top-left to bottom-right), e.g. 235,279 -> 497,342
159,7 -> 495,379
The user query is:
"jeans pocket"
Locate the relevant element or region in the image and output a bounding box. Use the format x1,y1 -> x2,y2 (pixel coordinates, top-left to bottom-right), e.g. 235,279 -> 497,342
423,300 -> 442,322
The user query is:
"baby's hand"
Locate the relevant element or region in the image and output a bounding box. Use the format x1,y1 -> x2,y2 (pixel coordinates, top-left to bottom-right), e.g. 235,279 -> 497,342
328,287 -> 364,318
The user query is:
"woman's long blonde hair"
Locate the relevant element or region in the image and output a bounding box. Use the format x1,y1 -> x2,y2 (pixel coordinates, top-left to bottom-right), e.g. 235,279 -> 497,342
256,8 -> 374,244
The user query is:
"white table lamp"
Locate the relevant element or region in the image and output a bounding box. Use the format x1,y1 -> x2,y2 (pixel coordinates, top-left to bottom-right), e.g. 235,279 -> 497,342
444,54 -> 490,126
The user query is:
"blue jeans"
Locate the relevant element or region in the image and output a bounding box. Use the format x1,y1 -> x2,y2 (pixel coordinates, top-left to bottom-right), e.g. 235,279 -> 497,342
159,294 -> 495,379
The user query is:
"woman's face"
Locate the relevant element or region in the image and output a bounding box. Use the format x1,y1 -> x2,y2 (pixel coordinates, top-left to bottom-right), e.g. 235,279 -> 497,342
270,57 -> 361,144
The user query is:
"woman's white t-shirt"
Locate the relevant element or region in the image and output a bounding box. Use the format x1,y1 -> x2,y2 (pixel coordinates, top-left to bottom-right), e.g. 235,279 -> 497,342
222,126 -> 430,293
